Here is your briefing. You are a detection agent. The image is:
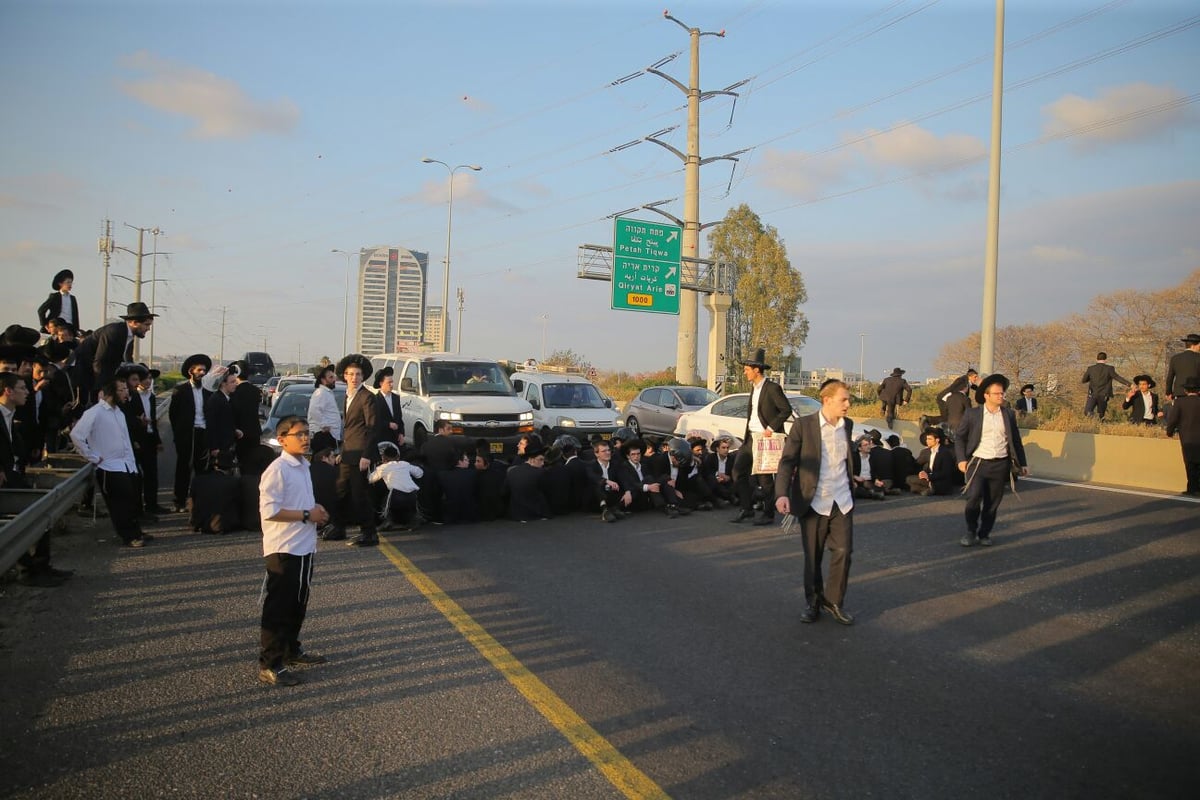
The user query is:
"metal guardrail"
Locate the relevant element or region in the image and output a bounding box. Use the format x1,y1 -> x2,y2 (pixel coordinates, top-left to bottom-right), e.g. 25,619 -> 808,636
0,454 -> 94,576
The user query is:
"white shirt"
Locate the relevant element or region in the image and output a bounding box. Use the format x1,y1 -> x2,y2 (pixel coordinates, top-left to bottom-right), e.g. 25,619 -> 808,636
307,384 -> 342,441
927,445 -> 939,472
191,383 -> 206,428
70,400 -> 138,473
748,378 -> 766,434
59,290 -> 74,326
973,406 -> 1008,459
259,450 -> 317,556
812,415 -> 854,516
138,388 -> 154,433
369,460 -> 424,493
1140,391 -> 1154,420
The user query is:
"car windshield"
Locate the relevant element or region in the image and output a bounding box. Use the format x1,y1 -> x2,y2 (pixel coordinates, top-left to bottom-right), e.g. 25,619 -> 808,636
677,387 -> 718,406
543,382 -> 607,409
789,396 -> 822,416
421,362 -> 514,395
274,388 -> 345,419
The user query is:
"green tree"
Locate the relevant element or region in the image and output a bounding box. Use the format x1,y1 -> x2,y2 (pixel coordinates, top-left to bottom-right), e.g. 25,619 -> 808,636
542,349 -> 587,370
707,204 -> 808,376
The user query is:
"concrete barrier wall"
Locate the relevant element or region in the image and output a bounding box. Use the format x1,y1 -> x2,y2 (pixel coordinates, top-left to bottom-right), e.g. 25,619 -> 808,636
853,417 -> 1187,494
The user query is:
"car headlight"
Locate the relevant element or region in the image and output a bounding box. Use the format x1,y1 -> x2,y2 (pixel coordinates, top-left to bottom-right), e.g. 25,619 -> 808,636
519,411 -> 533,422
436,411 -> 463,421
557,417 -> 577,427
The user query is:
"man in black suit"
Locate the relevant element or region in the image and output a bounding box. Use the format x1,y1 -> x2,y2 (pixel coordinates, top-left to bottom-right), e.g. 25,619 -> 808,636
333,354 -> 380,547
129,365 -> 165,513
1015,384 -> 1038,416
372,367 -> 406,450
90,302 -> 156,403
886,434 -> 917,492
227,361 -> 265,470
1081,352 -> 1130,419
168,354 -> 213,513
877,367 -> 912,428
955,374 -> 1028,547
702,435 -> 736,505
1165,376 -> 1200,495
36,269 -> 81,334
1122,374 -> 1162,426
907,428 -> 959,496
774,379 -> 856,625
1164,333 -> 1200,402
731,348 -> 793,526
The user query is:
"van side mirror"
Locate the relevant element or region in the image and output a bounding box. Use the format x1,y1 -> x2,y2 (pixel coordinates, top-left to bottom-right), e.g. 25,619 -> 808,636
512,379 -> 524,391
400,377 -> 415,392
604,398 -> 612,408
530,398 -> 541,410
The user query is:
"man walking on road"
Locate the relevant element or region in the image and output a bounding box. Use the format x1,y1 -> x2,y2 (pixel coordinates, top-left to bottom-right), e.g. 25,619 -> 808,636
731,348 -> 792,527
774,379 -> 856,626
1081,352 -> 1130,419
955,374 -> 1028,547
877,367 -> 912,428
1164,333 -> 1200,402
257,415 -> 330,686
331,354 -> 379,547
1165,376 -> 1200,496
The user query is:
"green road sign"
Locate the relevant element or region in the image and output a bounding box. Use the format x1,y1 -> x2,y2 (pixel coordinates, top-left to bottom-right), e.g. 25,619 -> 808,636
611,216 -> 682,315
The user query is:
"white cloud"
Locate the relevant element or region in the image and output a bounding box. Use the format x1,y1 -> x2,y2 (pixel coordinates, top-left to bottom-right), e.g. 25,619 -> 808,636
117,51 -> 299,139
756,147 -> 854,200
1041,82 -> 1187,147
849,124 -> 987,171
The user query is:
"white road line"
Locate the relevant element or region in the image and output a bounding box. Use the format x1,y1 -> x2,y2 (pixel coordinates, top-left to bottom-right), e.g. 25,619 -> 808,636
1024,477 -> 1199,502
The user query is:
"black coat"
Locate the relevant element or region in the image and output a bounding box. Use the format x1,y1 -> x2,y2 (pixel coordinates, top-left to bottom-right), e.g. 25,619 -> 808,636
168,381 -> 212,442
374,391 -> 406,446
877,375 -> 912,404
1,411 -> 27,482
1165,394 -> 1200,445
1164,350 -> 1200,399
1081,363 -> 1130,400
230,382 -> 262,445
505,462 -> 550,521
1122,390 -> 1160,425
37,292 -> 81,333
890,445 -> 917,484
204,391 -> 238,453
340,387 -> 379,458
915,445 -> 959,494
90,321 -> 135,392
421,433 -> 459,473
743,379 -> 792,441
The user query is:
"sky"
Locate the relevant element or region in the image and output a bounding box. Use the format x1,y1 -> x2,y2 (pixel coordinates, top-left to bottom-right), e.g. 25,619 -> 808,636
2,0 -> 1197,382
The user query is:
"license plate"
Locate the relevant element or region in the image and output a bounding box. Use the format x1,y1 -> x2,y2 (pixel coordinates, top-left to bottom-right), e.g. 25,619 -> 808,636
490,442 -> 503,453
600,433 -> 611,440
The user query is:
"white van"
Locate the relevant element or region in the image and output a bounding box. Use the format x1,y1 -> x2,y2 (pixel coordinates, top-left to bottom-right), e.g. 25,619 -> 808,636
509,364 -> 622,443
370,353 -> 534,455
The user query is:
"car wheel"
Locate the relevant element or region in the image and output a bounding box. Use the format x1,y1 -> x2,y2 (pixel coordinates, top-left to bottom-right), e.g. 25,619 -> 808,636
626,416 -> 640,435
413,423 -> 428,450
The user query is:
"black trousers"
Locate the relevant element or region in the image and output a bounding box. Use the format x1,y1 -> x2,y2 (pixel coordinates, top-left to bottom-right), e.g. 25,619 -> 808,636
800,502 -> 853,607
1084,394 -> 1111,418
259,552 -> 313,670
733,440 -> 774,516
963,457 -> 1009,538
173,427 -> 208,507
881,400 -> 900,428
96,470 -> 144,544
336,451 -> 376,536
137,440 -> 159,509
1180,442 -> 1200,494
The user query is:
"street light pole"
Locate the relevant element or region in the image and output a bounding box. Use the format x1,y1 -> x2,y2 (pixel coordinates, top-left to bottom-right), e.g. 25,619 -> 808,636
859,333 -> 867,397
540,314 -> 549,361
422,158 -> 482,353
331,248 -> 358,355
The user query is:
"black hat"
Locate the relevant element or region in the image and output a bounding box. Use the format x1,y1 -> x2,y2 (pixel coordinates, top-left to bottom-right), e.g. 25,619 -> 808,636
139,362 -> 161,379
336,353 -> 373,381
119,302 -> 158,321
115,362 -> 149,380
922,427 -> 945,442
1131,374 -> 1156,389
1020,384 -> 1035,393
524,440 -> 546,458
1182,333 -> 1200,345
1184,376 -> 1200,392
1,324 -> 41,346
52,269 -> 74,290
227,360 -> 251,378
0,344 -> 38,365
974,373 -> 1010,404
740,348 -> 771,370
372,366 -> 394,388
39,340 -> 72,363
890,367 -> 905,376
181,353 -> 213,374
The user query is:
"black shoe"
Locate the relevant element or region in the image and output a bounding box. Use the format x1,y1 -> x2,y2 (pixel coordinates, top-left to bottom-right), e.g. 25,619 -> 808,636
125,537 -> 146,548
664,505 -> 680,519
960,534 -> 978,547
17,572 -> 66,588
978,536 -> 993,547
696,502 -> 714,511
821,601 -> 854,626
600,509 -> 619,523
752,514 -> 775,526
321,527 -> 346,541
799,605 -> 820,624
173,504 -> 188,514
285,650 -> 328,667
258,666 -> 301,686
730,509 -> 755,523
347,535 -> 378,547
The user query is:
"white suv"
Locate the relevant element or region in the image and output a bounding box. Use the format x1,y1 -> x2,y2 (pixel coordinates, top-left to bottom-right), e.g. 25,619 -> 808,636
370,353 -> 534,456
510,365 -> 622,443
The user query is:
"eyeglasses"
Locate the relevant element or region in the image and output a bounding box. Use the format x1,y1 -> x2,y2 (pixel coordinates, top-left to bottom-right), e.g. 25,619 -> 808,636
282,431 -> 311,439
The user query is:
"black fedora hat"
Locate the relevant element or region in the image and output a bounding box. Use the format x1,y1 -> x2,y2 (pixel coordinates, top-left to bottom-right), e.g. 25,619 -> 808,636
974,373 -> 1010,404
0,344 -> 38,365
39,340 -> 72,363
139,362 -> 161,380
1,324 -> 41,347
1020,384 -> 1035,393
1131,374 -> 1156,389
119,302 -> 158,321
1182,333 -> 1200,345
372,366 -> 394,388
115,362 -> 149,380
740,348 -> 771,370
181,353 -> 213,375
227,359 -> 251,378
890,367 -> 905,376
336,353 -> 373,381
52,269 -> 74,290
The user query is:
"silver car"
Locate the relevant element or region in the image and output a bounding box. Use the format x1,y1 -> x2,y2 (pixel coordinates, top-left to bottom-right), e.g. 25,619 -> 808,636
623,385 -> 719,437
674,391 -> 905,446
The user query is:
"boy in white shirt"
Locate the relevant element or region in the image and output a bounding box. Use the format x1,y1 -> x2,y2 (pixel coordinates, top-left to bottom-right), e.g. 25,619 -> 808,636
369,442 -> 424,530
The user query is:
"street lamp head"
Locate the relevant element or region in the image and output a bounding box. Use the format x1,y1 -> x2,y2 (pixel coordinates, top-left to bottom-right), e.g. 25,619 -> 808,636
467,165 -> 483,171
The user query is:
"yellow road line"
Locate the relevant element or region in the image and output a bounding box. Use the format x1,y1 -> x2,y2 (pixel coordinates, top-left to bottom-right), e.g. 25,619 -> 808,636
378,537 -> 671,800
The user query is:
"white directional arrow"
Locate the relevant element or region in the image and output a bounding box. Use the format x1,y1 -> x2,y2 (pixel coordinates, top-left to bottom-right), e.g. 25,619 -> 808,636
666,230 -> 679,243
666,266 -> 677,279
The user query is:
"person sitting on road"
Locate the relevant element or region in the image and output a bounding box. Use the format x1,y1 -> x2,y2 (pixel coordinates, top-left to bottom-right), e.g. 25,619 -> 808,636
440,448 -> 480,525
701,435 -> 736,506
616,438 -> 671,515
369,442 -> 424,530
907,428 -> 959,496
505,440 -> 551,522
474,443 -> 509,521
886,434 -> 917,492
851,436 -> 886,500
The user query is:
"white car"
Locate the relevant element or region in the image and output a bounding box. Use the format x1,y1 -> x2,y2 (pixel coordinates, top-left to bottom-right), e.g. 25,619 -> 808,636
674,391 -> 904,446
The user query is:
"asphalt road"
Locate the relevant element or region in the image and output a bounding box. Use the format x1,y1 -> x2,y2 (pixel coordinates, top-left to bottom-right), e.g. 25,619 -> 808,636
2,471 -> 1197,799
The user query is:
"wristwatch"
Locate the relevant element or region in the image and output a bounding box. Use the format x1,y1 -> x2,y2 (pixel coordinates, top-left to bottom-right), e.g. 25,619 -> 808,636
302,510 -> 310,523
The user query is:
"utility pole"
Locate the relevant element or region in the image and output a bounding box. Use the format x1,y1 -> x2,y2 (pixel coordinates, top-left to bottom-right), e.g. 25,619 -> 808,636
112,223 -> 168,362
218,306 -> 227,363
98,220 -> 114,326
456,288 -> 465,354
979,0 -> 1006,376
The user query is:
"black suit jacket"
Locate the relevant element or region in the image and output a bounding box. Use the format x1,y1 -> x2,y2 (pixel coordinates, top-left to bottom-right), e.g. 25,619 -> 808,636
954,406 -> 1027,468
944,391 -> 971,429
743,379 -> 792,441
877,376 -> 911,404
1015,396 -> 1038,414
91,321 -> 134,391
374,390 -> 406,445
230,382 -> 261,443
702,451 -> 733,480
204,392 -> 238,453
168,381 -> 213,442
1122,390 -> 1160,424
1081,363 -> 1129,400
1165,394 -> 1200,445
1,412 -> 27,482
1164,350 -> 1200,398
915,445 -> 958,493
773,412 -> 854,517
37,292 -> 81,333
340,387 -> 379,458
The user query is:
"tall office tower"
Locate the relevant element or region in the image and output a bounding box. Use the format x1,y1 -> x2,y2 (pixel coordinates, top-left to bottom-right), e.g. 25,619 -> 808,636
355,246 -> 428,355
423,306 -> 447,350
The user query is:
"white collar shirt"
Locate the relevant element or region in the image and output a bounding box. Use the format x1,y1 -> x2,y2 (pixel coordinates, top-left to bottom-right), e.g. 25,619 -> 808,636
369,460 -> 424,494
748,378 -> 766,434
974,406 -> 1008,459
139,388 -> 154,432
928,444 -> 939,471
191,382 -> 206,428
59,291 -> 74,325
1140,391 -> 1154,420
70,401 -> 138,473
307,385 -> 343,440
812,415 -> 853,516
259,451 -> 317,556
